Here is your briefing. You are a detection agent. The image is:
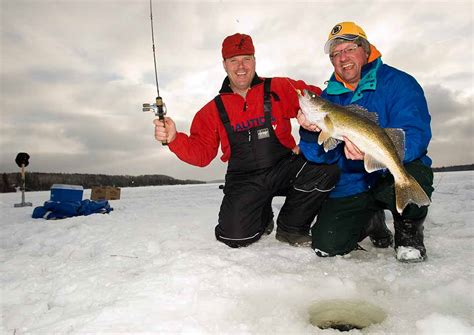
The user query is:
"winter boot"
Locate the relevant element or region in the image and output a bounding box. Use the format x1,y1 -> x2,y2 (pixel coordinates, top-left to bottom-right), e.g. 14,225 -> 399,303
365,210 -> 393,248
264,219 -> 274,235
394,217 -> 427,262
275,227 -> 311,247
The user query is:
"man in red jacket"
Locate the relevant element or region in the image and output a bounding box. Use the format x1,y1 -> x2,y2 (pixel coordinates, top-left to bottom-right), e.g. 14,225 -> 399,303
154,33 -> 339,248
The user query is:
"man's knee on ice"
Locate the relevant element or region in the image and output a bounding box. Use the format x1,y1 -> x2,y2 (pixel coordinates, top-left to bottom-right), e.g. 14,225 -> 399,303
214,228 -> 261,248
312,237 -> 357,257
219,239 -> 250,248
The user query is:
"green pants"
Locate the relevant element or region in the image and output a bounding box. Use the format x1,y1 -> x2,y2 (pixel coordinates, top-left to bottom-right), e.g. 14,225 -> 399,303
311,160 -> 434,256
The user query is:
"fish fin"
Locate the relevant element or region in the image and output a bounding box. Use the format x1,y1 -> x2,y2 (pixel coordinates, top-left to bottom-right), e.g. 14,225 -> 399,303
346,105 -> 379,125
318,131 -> 341,152
317,131 -> 331,146
384,128 -> 405,161
395,174 -> 431,214
364,154 -> 386,172
317,116 -> 340,151
323,138 -> 342,152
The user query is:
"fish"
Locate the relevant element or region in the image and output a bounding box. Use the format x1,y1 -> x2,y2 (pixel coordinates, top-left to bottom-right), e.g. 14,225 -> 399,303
297,89 -> 430,214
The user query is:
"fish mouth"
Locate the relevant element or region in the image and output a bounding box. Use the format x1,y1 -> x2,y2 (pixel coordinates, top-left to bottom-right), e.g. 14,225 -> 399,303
296,89 -> 312,103
299,89 -> 313,97
303,89 -> 319,100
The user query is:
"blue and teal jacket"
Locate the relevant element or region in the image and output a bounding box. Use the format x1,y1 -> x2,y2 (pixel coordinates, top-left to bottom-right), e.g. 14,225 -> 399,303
299,56 -> 432,198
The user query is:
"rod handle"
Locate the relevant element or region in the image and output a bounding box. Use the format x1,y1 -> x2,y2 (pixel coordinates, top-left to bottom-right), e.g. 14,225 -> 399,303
156,97 -> 168,146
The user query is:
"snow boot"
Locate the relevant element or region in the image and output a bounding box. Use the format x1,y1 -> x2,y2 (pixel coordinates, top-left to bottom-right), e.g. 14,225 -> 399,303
264,219 -> 274,235
394,217 -> 427,262
275,227 -> 311,247
366,210 -> 393,248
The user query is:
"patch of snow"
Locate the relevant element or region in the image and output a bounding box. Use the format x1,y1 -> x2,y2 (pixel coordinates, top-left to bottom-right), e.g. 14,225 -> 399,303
396,246 -> 422,261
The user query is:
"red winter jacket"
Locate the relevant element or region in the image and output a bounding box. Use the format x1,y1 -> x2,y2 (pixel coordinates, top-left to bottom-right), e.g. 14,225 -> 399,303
168,75 -> 321,167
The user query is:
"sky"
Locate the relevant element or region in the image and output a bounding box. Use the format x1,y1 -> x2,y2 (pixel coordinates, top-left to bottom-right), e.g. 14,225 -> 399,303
1,170 -> 473,333
1,0 -> 473,182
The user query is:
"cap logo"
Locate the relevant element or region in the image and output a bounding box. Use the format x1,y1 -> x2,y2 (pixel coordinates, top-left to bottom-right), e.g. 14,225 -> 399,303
331,24 -> 342,36
237,37 -> 246,49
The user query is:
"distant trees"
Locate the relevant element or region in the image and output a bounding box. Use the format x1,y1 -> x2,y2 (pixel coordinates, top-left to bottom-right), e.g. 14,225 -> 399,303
1,164 -> 473,193
432,164 -> 474,172
1,173 -> 16,193
0,172 -> 205,193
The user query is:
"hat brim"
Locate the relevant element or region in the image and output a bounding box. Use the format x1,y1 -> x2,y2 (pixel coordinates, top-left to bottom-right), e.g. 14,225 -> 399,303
324,34 -> 360,54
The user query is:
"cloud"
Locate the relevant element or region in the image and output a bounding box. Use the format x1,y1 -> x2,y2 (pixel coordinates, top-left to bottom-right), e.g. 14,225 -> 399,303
1,0 -> 473,181
424,84 -> 474,166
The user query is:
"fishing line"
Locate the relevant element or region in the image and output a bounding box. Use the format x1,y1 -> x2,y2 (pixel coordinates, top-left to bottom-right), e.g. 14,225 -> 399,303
149,0 -> 160,98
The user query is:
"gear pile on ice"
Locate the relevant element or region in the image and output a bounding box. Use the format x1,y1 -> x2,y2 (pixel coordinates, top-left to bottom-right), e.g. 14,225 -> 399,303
32,199 -> 113,220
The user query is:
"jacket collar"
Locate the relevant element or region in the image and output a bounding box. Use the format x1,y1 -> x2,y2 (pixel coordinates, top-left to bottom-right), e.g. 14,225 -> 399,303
326,57 -> 382,100
219,73 -> 263,94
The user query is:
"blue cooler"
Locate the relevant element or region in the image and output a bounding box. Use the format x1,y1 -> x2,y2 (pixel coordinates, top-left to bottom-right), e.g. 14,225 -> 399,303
50,184 -> 84,202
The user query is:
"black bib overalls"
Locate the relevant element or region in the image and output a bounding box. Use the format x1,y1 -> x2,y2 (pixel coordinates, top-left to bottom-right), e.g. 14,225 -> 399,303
214,78 -> 339,248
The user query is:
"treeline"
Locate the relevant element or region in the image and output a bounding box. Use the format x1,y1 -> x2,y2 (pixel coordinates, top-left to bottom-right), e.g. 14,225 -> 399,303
0,172 -> 205,193
432,164 -> 474,172
1,164 -> 472,193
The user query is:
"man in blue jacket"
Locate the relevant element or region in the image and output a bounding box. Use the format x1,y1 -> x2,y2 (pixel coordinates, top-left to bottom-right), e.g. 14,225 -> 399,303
299,22 -> 434,262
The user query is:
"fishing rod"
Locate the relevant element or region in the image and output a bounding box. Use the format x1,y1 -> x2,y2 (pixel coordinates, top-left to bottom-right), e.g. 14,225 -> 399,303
142,0 -> 167,145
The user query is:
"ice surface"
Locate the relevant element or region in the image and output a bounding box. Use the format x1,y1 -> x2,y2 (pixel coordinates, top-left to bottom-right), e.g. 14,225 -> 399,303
1,171 -> 473,334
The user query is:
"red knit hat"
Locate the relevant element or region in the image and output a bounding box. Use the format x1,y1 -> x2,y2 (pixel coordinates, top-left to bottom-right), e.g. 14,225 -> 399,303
221,33 -> 255,59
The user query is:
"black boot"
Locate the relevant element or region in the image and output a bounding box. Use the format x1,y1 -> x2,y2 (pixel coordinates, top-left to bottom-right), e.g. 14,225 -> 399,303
264,219 -> 274,235
394,217 -> 427,262
365,210 -> 393,248
275,227 -> 312,247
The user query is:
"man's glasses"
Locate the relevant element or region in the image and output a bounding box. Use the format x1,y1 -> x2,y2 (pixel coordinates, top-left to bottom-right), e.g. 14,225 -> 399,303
329,45 -> 360,60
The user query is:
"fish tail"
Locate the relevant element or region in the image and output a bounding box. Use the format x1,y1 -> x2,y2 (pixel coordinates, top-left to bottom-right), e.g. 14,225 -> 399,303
395,175 -> 431,214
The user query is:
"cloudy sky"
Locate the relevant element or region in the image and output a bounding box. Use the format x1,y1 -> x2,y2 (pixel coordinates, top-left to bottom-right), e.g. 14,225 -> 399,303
1,0 -> 472,181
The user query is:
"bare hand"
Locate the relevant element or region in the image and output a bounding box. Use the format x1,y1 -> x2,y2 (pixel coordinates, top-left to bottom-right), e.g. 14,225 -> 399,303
297,110 -> 321,132
154,117 -> 177,143
343,136 -> 364,160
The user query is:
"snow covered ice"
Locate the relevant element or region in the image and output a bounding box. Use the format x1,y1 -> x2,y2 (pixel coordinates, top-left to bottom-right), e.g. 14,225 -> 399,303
1,171 -> 473,334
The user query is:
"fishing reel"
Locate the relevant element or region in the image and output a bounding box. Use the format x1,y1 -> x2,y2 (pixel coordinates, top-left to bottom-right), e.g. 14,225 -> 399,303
143,96 -> 167,118
143,96 -> 168,145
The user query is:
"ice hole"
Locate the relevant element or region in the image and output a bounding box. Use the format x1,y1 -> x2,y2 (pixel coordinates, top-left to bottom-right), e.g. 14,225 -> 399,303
308,299 -> 387,331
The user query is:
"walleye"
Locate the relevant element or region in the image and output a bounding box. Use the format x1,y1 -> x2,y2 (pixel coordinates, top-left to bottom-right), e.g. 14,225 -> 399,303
297,89 -> 430,214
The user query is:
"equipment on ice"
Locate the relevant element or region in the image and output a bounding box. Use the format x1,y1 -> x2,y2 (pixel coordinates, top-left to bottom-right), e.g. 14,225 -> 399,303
142,0 -> 167,145
14,152 -> 32,208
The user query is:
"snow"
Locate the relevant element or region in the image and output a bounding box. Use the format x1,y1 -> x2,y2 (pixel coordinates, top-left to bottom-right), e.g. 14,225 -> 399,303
395,246 -> 422,262
1,171 -> 473,334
